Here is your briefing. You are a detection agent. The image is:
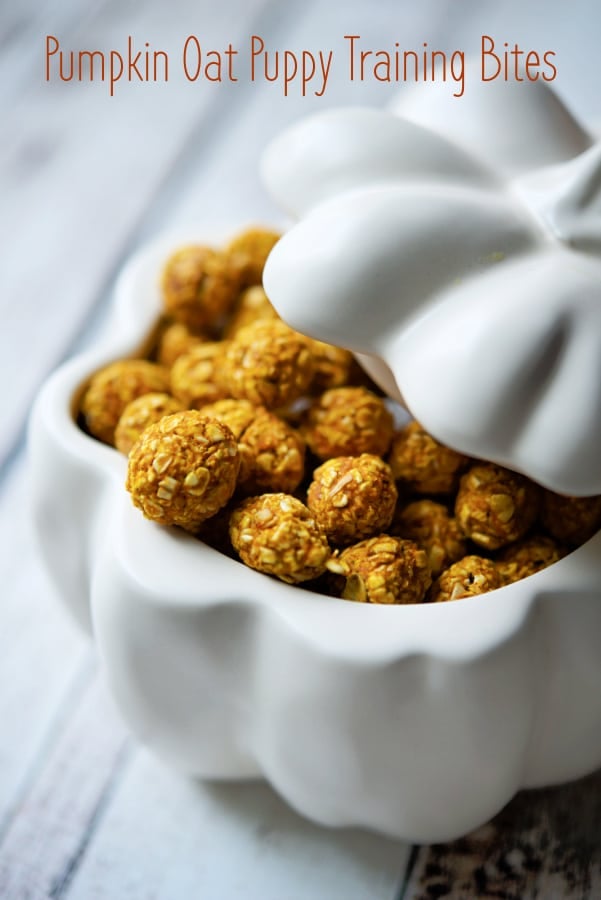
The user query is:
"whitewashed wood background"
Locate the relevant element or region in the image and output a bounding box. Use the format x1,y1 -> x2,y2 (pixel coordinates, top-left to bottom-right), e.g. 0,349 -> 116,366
2,0 -> 601,897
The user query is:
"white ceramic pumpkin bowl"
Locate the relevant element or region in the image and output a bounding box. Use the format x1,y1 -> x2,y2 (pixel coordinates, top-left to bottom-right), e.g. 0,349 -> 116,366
29,79 -> 601,843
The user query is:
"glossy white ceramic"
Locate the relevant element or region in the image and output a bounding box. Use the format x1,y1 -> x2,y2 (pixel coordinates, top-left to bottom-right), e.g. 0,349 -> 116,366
263,74 -> 601,496
30,223 -> 601,842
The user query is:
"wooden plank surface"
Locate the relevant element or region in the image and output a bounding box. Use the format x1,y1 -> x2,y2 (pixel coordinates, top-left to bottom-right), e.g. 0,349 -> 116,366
0,455 -> 408,900
401,770 -> 601,899
65,751 -> 407,900
2,0 -> 601,896
1,0 -> 416,895
0,0 -> 269,468
0,457 -> 91,839
0,676 -> 130,900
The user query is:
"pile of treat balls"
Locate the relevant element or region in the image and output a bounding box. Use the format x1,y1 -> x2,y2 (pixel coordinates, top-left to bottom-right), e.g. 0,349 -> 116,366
79,227 -> 601,604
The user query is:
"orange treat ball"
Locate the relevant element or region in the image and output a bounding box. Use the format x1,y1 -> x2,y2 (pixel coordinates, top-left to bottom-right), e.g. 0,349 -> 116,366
229,493 -> 330,584
327,536 -> 431,605
234,409 -> 303,494
81,359 -> 170,446
455,464 -> 540,550
157,322 -> 206,368
307,454 -> 397,545
201,398 -> 306,494
126,411 -> 239,532
199,398 -> 256,439
225,227 -> 281,287
220,320 -> 314,409
223,286 -> 279,338
115,392 -> 184,455
498,534 -> 564,584
388,421 -> 469,495
170,343 -> 229,408
303,387 -> 394,460
308,339 -> 355,393
431,555 -> 504,602
161,245 -> 239,333
541,491 -> 601,546
392,499 -> 467,578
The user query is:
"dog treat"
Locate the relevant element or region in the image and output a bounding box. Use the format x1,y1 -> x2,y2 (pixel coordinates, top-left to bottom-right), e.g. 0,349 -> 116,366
392,499 -> 467,578
222,285 -> 280,338
388,420 -> 469,495
308,339 -> 354,393
229,493 -> 330,583
498,534 -> 564,584
225,226 -> 281,287
307,454 -> 397,545
541,491 -> 601,546
162,245 -> 239,333
201,398 -> 306,494
157,322 -> 206,368
220,320 -> 314,409
431,555 -> 504,602
455,463 -> 540,550
199,398 -> 257,439
126,410 -> 239,532
327,535 -> 431,604
78,232 -> 588,606
81,359 -> 171,446
115,392 -> 184,455
303,386 -> 394,460
170,342 -> 229,408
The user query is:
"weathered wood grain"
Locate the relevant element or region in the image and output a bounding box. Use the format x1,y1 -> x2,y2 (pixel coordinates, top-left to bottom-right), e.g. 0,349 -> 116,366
401,770 -> 601,899
0,3 -> 417,895
64,750 -> 408,900
0,448 -> 399,900
0,673 -> 129,900
0,0 -> 269,470
1,0 -> 601,897
0,458 -> 91,838
0,0 -> 94,104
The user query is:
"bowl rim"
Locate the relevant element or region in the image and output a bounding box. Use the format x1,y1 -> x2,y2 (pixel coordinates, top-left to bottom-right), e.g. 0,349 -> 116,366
35,224 -> 601,665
